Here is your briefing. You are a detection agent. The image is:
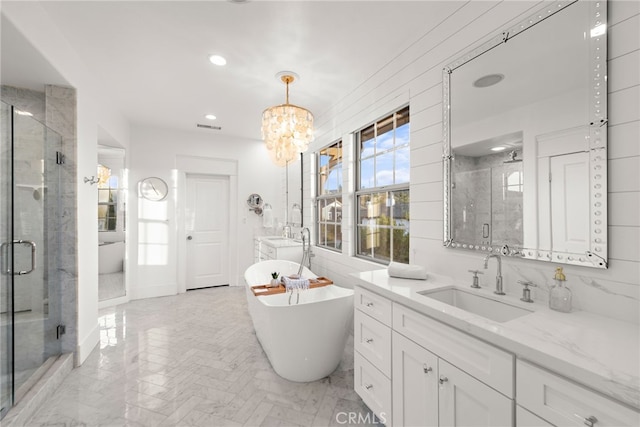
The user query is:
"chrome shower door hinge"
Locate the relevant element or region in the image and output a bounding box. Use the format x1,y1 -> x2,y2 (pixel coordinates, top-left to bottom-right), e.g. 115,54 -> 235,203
56,324 -> 66,339
56,151 -> 65,165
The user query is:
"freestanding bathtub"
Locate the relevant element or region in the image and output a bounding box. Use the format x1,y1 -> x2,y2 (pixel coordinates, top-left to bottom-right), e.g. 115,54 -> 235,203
98,241 -> 124,274
244,260 -> 354,382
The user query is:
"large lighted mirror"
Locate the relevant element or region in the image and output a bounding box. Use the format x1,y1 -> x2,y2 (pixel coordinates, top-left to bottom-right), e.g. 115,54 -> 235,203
443,0 -> 608,268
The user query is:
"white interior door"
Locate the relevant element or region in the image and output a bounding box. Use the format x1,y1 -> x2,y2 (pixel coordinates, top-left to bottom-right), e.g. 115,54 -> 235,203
186,175 -> 229,290
550,152 -> 589,253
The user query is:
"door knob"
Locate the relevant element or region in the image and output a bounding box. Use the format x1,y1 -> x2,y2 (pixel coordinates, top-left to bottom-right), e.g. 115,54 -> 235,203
187,235 -> 193,240
439,376 -> 448,384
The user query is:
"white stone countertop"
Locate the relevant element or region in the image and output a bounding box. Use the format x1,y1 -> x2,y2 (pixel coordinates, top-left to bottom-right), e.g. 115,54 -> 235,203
352,269 -> 640,411
255,236 -> 303,248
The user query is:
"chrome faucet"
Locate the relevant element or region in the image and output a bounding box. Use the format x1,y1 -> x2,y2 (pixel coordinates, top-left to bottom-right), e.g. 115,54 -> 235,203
296,227 -> 312,277
282,225 -> 292,238
483,254 -> 505,295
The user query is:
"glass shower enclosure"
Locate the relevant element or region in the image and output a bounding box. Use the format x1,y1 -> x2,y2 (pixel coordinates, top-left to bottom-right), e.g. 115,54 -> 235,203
1,101 -> 62,418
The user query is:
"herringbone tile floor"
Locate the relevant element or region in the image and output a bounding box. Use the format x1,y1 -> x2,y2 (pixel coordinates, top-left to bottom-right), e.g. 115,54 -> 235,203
27,286 -> 380,426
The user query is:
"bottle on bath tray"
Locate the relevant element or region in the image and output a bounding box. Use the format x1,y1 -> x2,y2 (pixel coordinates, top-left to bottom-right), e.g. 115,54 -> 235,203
549,267 -> 572,313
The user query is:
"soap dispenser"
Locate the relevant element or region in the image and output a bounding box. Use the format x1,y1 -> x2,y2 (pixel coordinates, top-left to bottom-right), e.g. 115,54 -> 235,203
549,267 -> 572,313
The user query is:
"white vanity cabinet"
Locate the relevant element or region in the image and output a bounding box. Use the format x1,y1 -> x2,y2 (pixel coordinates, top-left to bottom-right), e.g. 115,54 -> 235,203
516,360 -> 640,427
354,286 -> 514,427
392,332 -> 439,426
354,287 -> 393,426
253,238 -> 302,263
516,406 -> 553,427
392,311 -> 513,427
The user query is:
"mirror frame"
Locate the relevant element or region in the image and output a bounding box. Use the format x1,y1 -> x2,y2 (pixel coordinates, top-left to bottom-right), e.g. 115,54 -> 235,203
442,0 -> 608,268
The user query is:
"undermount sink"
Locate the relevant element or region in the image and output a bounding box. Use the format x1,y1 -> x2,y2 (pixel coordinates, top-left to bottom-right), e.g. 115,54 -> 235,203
418,287 -> 534,323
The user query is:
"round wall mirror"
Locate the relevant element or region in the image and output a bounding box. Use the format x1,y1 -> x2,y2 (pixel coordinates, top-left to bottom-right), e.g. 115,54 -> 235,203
247,193 -> 263,215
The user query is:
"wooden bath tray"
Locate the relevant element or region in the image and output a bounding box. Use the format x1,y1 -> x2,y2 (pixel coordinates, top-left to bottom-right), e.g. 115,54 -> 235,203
251,277 -> 333,297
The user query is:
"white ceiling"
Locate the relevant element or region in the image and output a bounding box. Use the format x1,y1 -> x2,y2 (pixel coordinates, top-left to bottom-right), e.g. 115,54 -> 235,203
1,1 -> 463,142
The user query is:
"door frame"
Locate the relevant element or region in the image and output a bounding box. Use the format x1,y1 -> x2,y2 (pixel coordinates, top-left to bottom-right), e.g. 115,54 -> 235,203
176,156 -> 238,293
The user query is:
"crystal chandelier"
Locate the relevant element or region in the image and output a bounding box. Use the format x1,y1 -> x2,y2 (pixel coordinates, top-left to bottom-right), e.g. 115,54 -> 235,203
261,73 -> 314,167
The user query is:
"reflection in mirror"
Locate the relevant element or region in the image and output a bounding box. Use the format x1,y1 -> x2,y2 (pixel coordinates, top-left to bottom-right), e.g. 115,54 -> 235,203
98,145 -> 126,301
451,132 -> 523,248
443,0 -> 608,268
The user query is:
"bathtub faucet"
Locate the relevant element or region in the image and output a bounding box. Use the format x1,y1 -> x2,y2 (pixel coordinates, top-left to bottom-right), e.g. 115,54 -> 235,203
297,227 -> 312,277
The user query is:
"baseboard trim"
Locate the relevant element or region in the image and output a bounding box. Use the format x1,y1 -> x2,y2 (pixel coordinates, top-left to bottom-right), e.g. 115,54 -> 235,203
129,284 -> 177,300
76,322 -> 99,366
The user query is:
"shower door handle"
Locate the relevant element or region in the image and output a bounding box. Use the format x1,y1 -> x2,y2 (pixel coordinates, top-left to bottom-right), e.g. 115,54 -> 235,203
0,242 -> 10,275
14,239 -> 36,275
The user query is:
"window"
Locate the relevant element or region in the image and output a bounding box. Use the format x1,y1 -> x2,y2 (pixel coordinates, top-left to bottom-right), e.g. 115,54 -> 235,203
316,140 -> 343,251
97,164 -> 120,231
356,106 -> 410,264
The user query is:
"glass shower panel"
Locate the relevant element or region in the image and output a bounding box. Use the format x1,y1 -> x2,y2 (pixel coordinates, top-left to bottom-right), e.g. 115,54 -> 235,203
1,102 -> 13,418
10,105 -> 62,405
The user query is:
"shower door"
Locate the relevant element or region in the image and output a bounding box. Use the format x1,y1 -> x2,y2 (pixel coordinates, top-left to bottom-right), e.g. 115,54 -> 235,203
0,101 -> 62,418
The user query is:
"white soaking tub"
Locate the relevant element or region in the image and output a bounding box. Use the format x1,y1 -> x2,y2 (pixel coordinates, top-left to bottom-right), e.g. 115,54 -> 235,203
244,260 -> 354,382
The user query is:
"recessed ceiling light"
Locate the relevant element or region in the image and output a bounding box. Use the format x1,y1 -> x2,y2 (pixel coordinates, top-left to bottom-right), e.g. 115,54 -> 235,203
473,73 -> 505,88
205,114 -> 217,120
209,55 -> 227,66
491,146 -> 507,152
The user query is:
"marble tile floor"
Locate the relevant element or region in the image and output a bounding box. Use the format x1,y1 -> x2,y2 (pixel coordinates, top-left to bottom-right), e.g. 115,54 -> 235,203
25,286 -> 381,427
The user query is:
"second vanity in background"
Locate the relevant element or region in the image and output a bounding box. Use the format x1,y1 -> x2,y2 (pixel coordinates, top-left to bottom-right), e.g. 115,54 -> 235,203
353,271 -> 640,427
253,236 -> 303,263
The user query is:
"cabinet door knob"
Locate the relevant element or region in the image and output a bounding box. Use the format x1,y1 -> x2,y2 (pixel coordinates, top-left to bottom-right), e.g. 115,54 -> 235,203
439,376 -> 448,384
582,416 -> 598,427
366,302 -> 374,307
423,365 -> 433,374
365,384 -> 373,390
365,338 -> 374,344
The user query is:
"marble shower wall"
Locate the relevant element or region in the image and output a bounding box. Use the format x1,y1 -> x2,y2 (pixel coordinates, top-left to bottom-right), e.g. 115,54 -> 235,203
0,85 -> 77,360
44,85 -> 77,358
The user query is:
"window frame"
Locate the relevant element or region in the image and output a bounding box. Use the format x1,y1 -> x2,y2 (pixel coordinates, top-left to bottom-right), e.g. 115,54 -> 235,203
354,105 -> 410,265
315,139 -> 343,252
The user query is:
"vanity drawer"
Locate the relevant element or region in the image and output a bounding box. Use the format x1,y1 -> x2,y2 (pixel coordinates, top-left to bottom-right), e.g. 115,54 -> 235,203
355,351 -> 392,426
262,245 -> 275,258
355,286 -> 392,325
517,360 -> 640,427
393,302 -> 514,397
516,405 -> 553,427
355,309 -> 391,377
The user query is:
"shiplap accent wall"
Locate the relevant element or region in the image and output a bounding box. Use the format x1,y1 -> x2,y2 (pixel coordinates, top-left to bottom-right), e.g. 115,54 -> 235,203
300,0 -> 639,324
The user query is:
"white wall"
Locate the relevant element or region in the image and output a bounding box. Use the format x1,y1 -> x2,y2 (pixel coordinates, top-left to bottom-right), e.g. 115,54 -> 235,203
2,2 -> 130,364
304,1 -> 640,324
127,125 -> 283,299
